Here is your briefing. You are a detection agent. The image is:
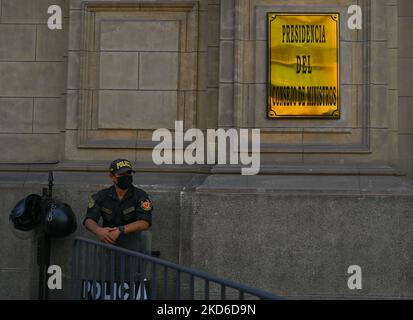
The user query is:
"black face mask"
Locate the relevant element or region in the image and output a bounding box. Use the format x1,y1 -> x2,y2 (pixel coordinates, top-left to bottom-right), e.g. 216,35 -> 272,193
116,175 -> 133,190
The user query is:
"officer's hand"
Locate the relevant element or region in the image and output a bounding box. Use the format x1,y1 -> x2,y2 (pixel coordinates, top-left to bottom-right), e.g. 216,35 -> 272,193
109,228 -> 121,242
96,227 -> 116,244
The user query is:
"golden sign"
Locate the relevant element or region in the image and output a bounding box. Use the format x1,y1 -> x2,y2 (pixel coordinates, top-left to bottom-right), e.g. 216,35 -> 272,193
267,13 -> 340,119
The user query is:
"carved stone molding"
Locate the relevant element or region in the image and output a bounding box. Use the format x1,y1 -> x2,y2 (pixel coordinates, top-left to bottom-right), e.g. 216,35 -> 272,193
67,1 -> 199,149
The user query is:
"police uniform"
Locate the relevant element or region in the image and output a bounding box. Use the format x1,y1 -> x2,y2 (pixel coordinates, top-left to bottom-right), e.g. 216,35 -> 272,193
84,186 -> 153,229
81,159 -> 153,299
83,159 -> 153,251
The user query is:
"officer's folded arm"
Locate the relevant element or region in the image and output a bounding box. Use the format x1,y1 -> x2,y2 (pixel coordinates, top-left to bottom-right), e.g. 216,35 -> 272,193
123,219 -> 150,234
84,218 -> 118,245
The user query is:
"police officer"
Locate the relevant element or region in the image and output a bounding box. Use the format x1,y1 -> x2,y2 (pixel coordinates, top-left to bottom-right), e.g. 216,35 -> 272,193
83,159 -> 153,251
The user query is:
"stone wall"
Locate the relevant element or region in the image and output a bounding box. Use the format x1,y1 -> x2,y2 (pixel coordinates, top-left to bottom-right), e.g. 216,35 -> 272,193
0,0 -> 412,300
0,0 -> 68,299
398,0 -> 413,178
1,172 -> 412,299
0,0 -> 68,162
185,174 -> 413,299
0,0 -> 408,169
64,0 -> 220,162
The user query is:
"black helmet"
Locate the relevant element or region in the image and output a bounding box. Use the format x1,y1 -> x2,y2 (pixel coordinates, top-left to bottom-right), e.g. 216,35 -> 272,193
10,194 -> 42,231
44,202 -> 77,238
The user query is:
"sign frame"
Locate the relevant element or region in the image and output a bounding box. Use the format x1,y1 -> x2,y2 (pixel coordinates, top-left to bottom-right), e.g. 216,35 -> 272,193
267,12 -> 341,119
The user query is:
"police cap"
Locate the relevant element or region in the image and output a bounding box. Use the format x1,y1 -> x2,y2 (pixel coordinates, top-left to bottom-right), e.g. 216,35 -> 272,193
109,159 -> 136,175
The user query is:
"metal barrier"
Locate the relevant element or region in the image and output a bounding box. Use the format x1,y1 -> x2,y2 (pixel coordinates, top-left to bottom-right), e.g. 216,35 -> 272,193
71,237 -> 281,300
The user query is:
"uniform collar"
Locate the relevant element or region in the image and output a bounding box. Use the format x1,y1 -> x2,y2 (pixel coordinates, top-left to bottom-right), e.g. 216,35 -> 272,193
108,185 -> 134,201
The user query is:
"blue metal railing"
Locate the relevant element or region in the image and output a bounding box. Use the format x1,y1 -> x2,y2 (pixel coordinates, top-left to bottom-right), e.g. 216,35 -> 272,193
71,237 -> 281,300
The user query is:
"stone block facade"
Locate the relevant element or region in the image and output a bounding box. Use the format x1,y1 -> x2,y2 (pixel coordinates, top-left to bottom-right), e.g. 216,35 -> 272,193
0,0 -> 412,299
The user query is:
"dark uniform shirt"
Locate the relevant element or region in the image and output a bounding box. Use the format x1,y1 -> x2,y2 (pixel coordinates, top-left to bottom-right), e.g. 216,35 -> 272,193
84,185 -> 153,228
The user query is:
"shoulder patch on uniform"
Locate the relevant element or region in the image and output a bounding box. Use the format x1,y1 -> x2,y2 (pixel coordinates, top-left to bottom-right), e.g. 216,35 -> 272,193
141,199 -> 152,211
88,197 -> 95,209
